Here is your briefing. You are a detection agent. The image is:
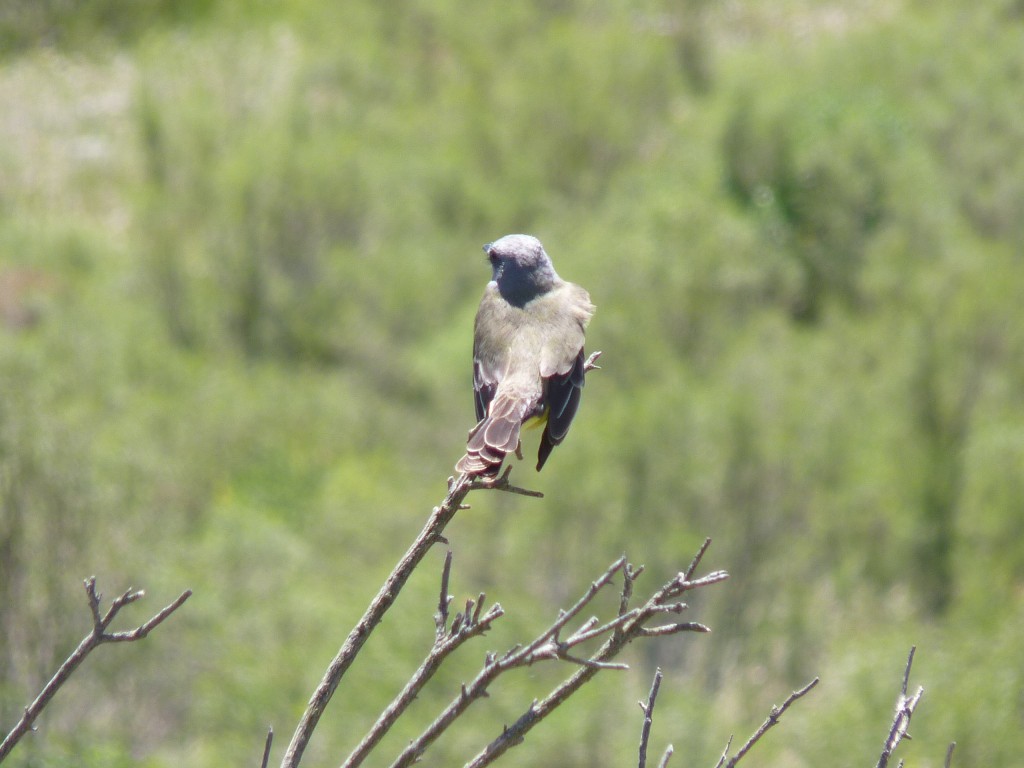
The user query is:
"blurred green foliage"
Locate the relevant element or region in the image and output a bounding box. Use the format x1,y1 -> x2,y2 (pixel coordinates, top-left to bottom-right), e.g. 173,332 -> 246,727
0,0 -> 216,55
1,0 -> 1023,766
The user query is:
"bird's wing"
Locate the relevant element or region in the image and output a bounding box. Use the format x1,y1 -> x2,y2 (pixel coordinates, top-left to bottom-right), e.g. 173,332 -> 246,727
537,348 -> 586,471
472,356 -> 500,424
459,280 -> 594,475
457,286 -> 530,475
536,283 -> 594,470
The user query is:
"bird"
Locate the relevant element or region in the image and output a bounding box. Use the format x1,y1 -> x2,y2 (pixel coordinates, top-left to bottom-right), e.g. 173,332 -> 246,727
455,234 -> 595,477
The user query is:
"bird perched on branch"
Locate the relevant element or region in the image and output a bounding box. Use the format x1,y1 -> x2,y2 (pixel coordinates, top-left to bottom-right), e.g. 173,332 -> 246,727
456,234 -> 595,477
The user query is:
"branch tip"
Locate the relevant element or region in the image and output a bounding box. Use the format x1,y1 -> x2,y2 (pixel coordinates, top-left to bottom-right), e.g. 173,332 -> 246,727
260,727 -> 273,768
902,646 -> 916,697
0,579 -> 190,762
720,677 -> 819,767
684,538 -> 713,579
638,668 -> 663,768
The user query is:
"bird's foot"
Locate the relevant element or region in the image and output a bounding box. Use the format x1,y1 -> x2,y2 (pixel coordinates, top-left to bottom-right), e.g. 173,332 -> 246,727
468,464 -> 544,498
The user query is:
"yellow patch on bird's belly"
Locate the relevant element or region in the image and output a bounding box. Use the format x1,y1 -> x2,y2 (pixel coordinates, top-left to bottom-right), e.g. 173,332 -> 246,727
523,411 -> 549,430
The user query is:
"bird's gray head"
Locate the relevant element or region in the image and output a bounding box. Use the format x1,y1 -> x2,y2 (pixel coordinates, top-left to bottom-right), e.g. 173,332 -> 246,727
483,234 -> 561,306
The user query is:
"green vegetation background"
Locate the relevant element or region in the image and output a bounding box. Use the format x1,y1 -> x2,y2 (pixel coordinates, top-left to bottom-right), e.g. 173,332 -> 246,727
1,1 -> 1022,765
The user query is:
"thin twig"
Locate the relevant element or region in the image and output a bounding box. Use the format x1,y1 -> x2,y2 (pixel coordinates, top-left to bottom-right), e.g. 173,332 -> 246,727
462,548 -> 728,768
0,580 -> 192,762
100,587 -> 192,642
639,622 -> 711,637
617,562 -> 642,621
517,558 -> 627,658
721,678 -> 819,767
556,652 -> 629,670
281,472 -> 485,767
435,550 -> 454,639
944,741 -> 956,768
260,728 -> 274,768
684,538 -> 712,580
877,647 -> 924,768
565,609 -> 642,645
341,553 -> 504,768
658,744 -> 674,768
902,647 -> 914,697
713,736 -> 734,768
638,668 -> 663,768
387,556 -> 632,768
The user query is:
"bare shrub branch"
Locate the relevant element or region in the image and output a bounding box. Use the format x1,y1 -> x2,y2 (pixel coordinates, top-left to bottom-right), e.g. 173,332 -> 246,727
715,677 -> 819,768
876,647 -> 924,768
637,667 -> 664,768
432,548 -> 728,768
280,466 -> 545,767
260,728 -> 274,768
280,476 -> 467,766
277,431 -> 940,768
341,551 -> 504,768
0,578 -> 192,762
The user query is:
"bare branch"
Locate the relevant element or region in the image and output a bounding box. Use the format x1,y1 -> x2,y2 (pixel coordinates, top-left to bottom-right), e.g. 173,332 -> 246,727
638,668 -> 663,768
720,677 -> 819,767
281,472 -> 483,767
102,588 -> 193,642
713,736 -> 734,768
340,552 -> 504,768
877,647 -> 924,768
468,465 -> 544,498
260,728 -> 274,768
638,622 -> 711,637
386,555 -> 634,768
565,610 -> 641,645
435,549 -> 454,639
459,546 -> 728,768
665,570 -> 731,595
684,537 -> 712,579
658,744 -> 674,768
555,652 -> 629,671
944,741 -> 956,768
902,647 -> 914,697
617,562 -> 643,624
0,580 -> 192,762
517,557 -> 627,659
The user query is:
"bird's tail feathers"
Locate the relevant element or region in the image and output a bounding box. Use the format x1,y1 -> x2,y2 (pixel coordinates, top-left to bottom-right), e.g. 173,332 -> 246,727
456,395 -> 532,475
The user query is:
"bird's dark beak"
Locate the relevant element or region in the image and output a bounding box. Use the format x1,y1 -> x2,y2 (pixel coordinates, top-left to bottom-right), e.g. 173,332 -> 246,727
482,242 -> 493,255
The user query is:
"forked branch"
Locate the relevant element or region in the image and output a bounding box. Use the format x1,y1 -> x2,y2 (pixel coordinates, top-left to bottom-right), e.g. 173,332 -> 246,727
279,474 -> 474,767
381,541 -> 727,768
341,551 -> 504,768
280,464 -> 554,767
637,668 -> 664,768
714,678 -> 819,768
0,579 -> 192,762
876,647 -> 924,768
